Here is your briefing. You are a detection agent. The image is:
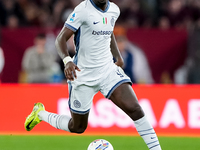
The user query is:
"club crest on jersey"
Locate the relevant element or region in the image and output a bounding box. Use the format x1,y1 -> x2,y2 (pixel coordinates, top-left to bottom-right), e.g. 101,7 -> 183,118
111,17 -> 115,27
70,13 -> 75,22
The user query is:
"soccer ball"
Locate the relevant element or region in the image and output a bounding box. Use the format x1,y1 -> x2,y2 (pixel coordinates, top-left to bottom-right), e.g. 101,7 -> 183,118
87,139 -> 114,150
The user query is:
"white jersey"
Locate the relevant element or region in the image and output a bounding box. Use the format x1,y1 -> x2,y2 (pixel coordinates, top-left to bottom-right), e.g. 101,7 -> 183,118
65,0 -> 120,75
64,1 -> 132,113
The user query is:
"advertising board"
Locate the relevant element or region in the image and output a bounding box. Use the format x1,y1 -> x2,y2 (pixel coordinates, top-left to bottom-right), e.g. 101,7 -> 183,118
0,84 -> 200,136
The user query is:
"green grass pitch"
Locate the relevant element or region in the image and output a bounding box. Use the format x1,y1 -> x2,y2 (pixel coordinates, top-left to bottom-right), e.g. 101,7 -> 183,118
0,135 -> 200,150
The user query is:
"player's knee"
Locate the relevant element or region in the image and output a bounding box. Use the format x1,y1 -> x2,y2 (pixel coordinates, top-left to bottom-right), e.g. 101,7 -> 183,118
73,126 -> 87,134
133,105 -> 144,115
125,104 -> 144,120
76,127 -> 87,134
125,102 -> 141,113
70,125 -> 87,134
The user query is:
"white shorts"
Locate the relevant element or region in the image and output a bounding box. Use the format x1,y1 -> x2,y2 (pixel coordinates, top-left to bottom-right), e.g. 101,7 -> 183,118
68,63 -> 132,114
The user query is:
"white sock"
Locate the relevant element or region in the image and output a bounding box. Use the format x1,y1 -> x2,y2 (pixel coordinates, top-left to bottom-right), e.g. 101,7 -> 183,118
38,110 -> 71,132
134,116 -> 162,150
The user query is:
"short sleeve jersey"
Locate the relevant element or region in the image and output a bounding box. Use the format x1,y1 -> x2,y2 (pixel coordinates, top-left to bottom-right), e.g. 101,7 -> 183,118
65,0 -> 120,69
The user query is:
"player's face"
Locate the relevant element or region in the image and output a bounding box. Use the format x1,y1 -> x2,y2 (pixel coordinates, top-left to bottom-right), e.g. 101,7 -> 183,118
97,0 -> 108,3
92,0 -> 108,8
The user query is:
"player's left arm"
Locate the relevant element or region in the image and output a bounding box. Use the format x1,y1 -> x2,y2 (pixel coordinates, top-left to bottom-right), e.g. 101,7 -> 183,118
110,33 -> 124,68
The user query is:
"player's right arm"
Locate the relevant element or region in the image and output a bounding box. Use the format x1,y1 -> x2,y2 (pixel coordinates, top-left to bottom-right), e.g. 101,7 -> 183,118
55,27 -> 80,81
56,2 -> 84,81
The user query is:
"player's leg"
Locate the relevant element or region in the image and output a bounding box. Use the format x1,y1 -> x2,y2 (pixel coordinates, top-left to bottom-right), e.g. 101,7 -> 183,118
68,111 -> 89,133
109,83 -> 161,150
109,83 -> 144,121
24,102 -> 71,132
25,103 -> 90,133
25,81 -> 95,133
38,109 -> 89,133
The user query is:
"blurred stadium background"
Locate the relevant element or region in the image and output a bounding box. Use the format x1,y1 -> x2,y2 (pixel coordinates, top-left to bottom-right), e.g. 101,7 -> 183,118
0,0 -> 200,150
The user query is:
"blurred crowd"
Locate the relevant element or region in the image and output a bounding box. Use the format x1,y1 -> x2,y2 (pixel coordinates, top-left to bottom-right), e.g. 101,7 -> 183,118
0,0 -> 200,29
117,0 -> 200,30
1,0 -> 200,84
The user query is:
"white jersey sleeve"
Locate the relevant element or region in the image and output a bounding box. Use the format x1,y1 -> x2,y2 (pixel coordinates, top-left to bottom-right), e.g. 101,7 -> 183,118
112,2 -> 120,20
65,2 -> 86,32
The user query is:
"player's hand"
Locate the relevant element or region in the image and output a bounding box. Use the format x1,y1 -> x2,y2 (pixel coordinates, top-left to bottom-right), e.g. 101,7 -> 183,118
115,58 -> 124,68
64,61 -> 81,81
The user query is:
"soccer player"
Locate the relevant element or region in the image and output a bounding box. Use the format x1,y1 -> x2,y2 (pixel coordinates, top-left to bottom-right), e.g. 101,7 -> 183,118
25,0 -> 162,149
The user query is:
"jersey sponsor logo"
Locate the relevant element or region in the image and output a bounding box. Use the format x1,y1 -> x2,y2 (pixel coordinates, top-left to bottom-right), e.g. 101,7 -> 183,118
92,30 -> 113,35
70,13 -> 75,22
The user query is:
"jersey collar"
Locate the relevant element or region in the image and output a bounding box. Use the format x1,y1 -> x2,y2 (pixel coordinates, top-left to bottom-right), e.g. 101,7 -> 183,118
90,0 -> 110,13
